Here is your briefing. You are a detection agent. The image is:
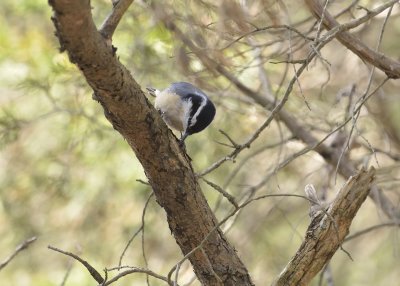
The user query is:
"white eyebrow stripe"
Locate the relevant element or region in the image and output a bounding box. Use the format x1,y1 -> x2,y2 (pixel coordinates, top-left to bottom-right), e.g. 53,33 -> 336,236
194,90 -> 207,101
188,96 -> 207,128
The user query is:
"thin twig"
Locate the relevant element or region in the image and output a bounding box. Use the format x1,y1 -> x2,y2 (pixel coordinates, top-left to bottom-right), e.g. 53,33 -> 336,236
221,24 -> 315,50
201,177 -> 239,209
318,263 -> 334,286
60,256 -> 75,286
99,0 -> 134,40
222,137 -> 294,190
305,0 -> 400,78
335,3 -> 395,180
48,245 -> 104,284
118,193 -> 154,268
274,168 -> 375,285
218,129 -> 240,148
141,193 -> 154,286
194,3 -> 382,177
344,221 -> 400,242
198,51 -> 312,177
167,193 -> 317,285
334,77 -> 390,181
136,179 -> 151,185
105,266 -> 172,286
0,236 -> 37,271
315,0 -> 331,41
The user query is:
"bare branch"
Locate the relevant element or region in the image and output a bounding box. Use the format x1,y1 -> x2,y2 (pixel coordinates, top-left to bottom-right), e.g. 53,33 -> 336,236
141,193 -> 154,286
118,193 -> 154,268
221,24 -> 315,50
60,256 -> 75,286
49,245 -> 172,286
201,177 -> 239,209
344,221 -> 400,242
205,24 -> 400,223
273,167 -> 375,286
218,129 -> 240,148
104,266 -> 172,286
49,1 -> 254,285
99,0 -> 134,40
305,0 -> 400,78
48,245 -> 104,284
0,236 -> 37,271
222,137 -> 295,189
167,192 -> 315,285
157,2 -> 399,224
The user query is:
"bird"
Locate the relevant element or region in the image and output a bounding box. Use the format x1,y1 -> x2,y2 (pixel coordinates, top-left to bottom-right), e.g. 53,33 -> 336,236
147,82 -> 216,143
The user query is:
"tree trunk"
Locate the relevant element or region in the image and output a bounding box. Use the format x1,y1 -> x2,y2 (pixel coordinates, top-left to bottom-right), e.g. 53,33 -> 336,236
48,0 -> 254,285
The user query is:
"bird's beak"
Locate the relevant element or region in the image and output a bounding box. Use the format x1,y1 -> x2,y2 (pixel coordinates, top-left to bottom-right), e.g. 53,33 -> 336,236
146,87 -> 157,97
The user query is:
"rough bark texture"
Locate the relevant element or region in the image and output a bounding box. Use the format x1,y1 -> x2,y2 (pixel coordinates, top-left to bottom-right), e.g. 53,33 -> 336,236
273,167 -> 375,286
48,1 -> 253,285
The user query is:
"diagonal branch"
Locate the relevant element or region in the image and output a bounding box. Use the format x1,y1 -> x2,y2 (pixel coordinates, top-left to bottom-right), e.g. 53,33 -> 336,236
304,0 -> 400,79
273,167 -> 375,286
48,245 -> 104,284
156,5 -> 399,223
48,1 -> 253,285
99,0 -> 134,40
104,266 -> 171,286
0,236 -> 37,271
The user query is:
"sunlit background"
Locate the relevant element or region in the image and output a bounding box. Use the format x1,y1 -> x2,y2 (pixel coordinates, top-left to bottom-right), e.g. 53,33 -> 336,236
1,0 -> 399,285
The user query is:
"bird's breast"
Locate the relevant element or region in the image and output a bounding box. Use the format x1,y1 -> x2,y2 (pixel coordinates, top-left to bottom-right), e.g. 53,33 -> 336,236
154,91 -> 185,132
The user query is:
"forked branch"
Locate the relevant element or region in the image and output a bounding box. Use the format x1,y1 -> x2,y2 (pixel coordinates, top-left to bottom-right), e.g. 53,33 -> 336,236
48,1 -> 254,285
305,0 -> 400,78
99,0 -> 134,40
274,167 -> 375,286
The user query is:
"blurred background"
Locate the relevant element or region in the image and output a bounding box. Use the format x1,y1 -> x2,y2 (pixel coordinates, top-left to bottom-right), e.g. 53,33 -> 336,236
0,0 -> 399,285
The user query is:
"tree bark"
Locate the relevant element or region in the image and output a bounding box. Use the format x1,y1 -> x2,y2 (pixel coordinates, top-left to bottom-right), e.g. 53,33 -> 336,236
48,1 -> 254,285
274,167 -> 375,286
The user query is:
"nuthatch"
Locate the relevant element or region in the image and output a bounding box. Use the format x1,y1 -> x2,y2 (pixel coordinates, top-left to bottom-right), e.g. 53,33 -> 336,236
147,82 -> 216,143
